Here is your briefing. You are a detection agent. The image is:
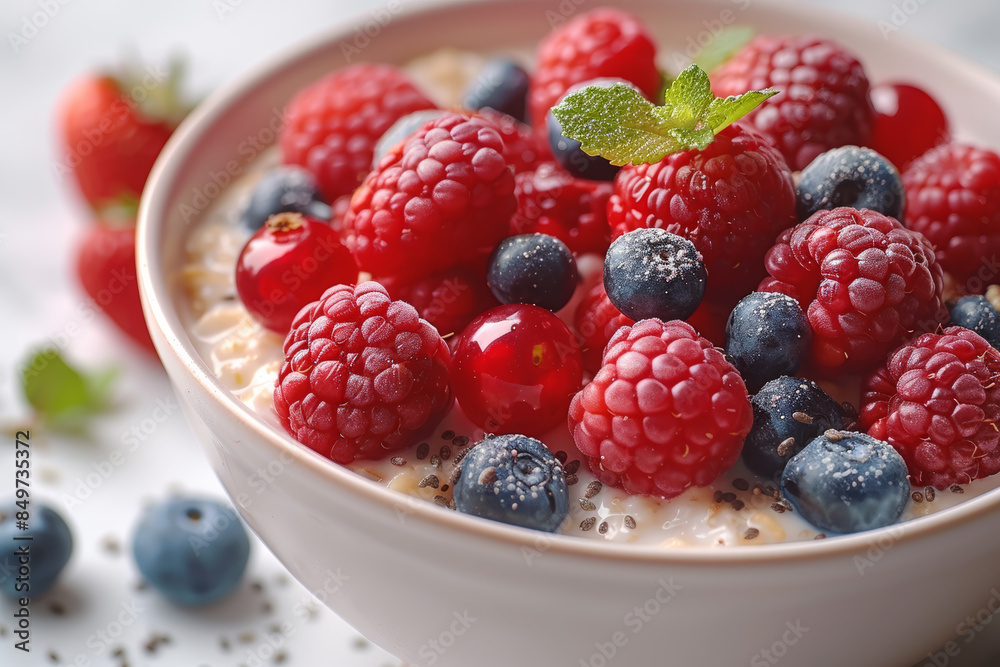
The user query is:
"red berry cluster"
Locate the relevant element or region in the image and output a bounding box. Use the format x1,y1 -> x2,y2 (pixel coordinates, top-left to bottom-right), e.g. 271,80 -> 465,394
232,7 -> 1000,510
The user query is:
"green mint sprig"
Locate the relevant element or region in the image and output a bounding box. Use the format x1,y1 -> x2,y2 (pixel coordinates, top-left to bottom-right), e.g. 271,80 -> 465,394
21,348 -> 117,432
551,64 -> 777,166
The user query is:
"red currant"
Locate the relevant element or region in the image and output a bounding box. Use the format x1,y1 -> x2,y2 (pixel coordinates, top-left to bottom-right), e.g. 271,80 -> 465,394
451,304 -> 583,436
870,82 -> 950,170
235,212 -> 358,334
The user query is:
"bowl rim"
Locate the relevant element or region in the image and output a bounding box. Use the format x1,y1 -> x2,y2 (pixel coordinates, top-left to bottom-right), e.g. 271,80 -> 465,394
137,0 -> 1000,566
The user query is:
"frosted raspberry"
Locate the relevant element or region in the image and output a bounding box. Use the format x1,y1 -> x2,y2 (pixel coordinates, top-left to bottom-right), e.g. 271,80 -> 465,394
711,35 -> 874,170
273,282 -> 451,463
568,319 -> 752,499
608,123 -> 796,303
759,207 -> 946,373
529,8 -> 660,130
903,143 -> 1000,292
860,327 -> 1000,488
343,112 -> 517,281
280,63 -> 436,201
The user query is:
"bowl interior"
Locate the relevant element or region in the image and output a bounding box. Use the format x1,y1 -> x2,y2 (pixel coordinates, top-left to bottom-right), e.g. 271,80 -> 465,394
138,0 -> 1000,564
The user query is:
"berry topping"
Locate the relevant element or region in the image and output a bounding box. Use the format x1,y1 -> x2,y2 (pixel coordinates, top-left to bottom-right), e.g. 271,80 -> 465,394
472,107 -> 542,174
343,112 -> 516,281
743,376 -> 845,482
607,123 -> 796,302
462,58 -> 531,123
780,430 -> 909,535
383,265 -> 498,340
567,319 -> 752,499
859,326 -> 1000,489
529,7 -> 660,132
759,207 -> 945,373
273,282 -> 452,463
371,109 -> 447,169
235,212 -> 359,335
949,296 -> 1000,350
902,143 -> 1000,291
796,146 -> 904,221
603,228 -> 706,322
510,161 -> 614,255
453,433 -> 569,532
132,497 -> 250,606
574,280 -> 634,374
711,34 -> 875,170
452,304 -> 583,437
724,291 -> 811,393
280,63 -> 436,201
240,166 -> 331,231
0,502 -> 73,598
869,82 -> 950,170
487,233 -> 579,312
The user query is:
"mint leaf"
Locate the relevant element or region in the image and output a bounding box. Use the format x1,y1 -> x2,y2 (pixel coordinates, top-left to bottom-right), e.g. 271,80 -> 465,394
21,349 -> 117,430
551,64 -> 777,166
693,25 -> 755,74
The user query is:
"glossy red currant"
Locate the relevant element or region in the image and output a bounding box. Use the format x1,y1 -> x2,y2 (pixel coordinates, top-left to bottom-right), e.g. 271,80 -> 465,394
451,304 -> 583,437
869,82 -> 949,170
235,212 -> 358,334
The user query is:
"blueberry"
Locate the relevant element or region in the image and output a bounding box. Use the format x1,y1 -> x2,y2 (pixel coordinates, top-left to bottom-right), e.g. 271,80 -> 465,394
603,227 -> 706,321
546,110 -> 620,182
0,502 -> 73,598
240,166 -> 331,230
372,109 -> 447,168
796,146 -> 904,220
462,58 -> 530,123
453,434 -> 569,532
949,295 -> 1000,349
725,292 -> 811,393
133,497 -> 250,605
487,233 -> 579,311
781,431 -> 909,534
743,376 -> 845,482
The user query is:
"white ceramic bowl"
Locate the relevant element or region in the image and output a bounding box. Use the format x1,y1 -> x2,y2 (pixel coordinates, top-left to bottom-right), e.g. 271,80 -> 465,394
138,2 -> 1000,665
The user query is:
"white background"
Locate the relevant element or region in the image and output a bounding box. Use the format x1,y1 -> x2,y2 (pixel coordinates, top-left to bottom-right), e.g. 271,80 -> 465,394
1,0 -> 999,665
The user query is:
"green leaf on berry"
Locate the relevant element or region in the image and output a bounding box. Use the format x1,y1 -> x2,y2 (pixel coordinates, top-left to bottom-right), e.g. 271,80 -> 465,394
21,349 -> 117,431
693,25 -> 755,74
551,64 -> 777,166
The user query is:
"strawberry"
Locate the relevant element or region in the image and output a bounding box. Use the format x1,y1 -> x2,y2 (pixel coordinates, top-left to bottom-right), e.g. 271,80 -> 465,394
55,63 -> 187,212
76,223 -> 155,354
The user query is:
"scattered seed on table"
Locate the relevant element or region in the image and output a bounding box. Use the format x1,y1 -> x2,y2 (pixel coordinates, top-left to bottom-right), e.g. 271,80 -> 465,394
744,528 -> 759,540
441,430 -> 455,440
418,474 -> 440,489
598,521 -> 609,534
580,517 -> 596,531
732,478 -> 750,491
390,457 -> 406,467
624,515 -> 636,530
911,491 -> 924,503
924,486 -> 936,502
564,460 -> 580,475
416,443 -> 429,460
579,499 -> 596,512
585,481 -> 602,499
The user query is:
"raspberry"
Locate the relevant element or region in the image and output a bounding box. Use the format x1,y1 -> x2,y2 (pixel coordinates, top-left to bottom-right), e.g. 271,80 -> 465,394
759,207 -> 945,373
273,282 -> 452,464
567,319 -> 752,499
511,162 -> 614,255
473,107 -> 541,174
343,112 -> 517,281
574,280 -> 633,374
711,35 -> 874,171
529,8 -> 660,131
859,327 -> 1000,488
607,123 -> 796,303
902,143 -> 1000,291
280,63 -> 436,202
382,265 -> 498,339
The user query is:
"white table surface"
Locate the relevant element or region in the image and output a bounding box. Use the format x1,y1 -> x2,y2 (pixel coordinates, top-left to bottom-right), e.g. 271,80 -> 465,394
1,1 -> 999,665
